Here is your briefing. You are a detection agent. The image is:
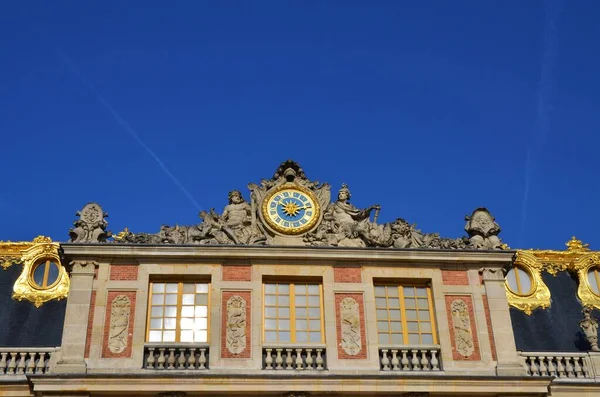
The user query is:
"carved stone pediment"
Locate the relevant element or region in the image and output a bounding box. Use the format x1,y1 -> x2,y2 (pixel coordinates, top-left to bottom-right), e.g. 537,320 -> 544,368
89,160 -> 506,250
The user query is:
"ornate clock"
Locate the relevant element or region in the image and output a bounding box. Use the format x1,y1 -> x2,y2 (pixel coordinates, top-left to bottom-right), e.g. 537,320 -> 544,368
261,184 -> 321,235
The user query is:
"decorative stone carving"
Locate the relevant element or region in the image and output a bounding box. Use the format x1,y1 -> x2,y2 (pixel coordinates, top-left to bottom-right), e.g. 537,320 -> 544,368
108,295 -> 131,354
70,261 -> 98,274
479,267 -> 506,281
580,307 -> 600,352
69,203 -> 111,243
108,160 -> 506,250
226,295 -> 246,354
340,297 -> 361,355
465,208 -> 503,250
450,299 -> 474,357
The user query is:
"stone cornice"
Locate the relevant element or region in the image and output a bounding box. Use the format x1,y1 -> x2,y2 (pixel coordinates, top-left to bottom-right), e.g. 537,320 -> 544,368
61,243 -> 515,267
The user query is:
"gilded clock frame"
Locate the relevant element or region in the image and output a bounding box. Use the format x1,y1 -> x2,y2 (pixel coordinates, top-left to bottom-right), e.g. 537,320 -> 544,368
261,183 -> 321,236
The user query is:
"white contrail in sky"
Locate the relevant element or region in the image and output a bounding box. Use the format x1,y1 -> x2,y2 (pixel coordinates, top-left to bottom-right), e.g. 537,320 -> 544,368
56,50 -> 202,211
520,0 -> 561,244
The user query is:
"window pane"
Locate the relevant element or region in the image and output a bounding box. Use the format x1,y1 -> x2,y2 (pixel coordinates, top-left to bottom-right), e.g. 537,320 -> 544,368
406,310 -> 417,321
389,310 -> 401,320
295,295 -> 306,306
181,330 -> 193,342
418,299 -> 429,309
374,286 -> 386,296
390,321 -> 402,332
404,299 -> 416,309
152,284 -> 165,293
265,307 -> 277,317
182,294 -> 194,305
165,294 -> 177,305
377,321 -> 389,331
164,318 -> 176,329
506,268 -> 518,293
196,284 -> 208,293
279,319 -> 290,330
391,333 -> 403,344
403,286 -> 415,297
387,297 -> 400,308
265,295 -> 277,305
148,331 -> 162,342
195,294 -> 208,305
296,319 -> 307,330
195,330 -> 208,342
589,269 -> 600,294
416,287 -> 427,297
375,298 -> 387,308
409,334 -> 420,344
279,295 -> 290,306
265,284 -> 276,294
309,332 -> 321,343
278,284 -> 289,294
181,306 -> 194,317
152,295 -> 164,305
387,287 -> 399,297
307,285 -> 319,294
422,334 -> 434,344
378,334 -> 390,344
309,320 -> 320,330
279,307 -> 290,318
151,307 -> 163,317
279,331 -> 290,343
195,306 -> 208,317
180,318 -> 193,330
308,308 -> 320,317
420,322 -> 432,332
517,267 -> 531,294
265,319 -> 277,330
150,319 -> 162,329
195,318 -> 208,330
265,331 -> 277,342
166,284 -> 178,293
308,295 -> 320,306
376,309 -> 389,320
163,331 -> 176,342
407,322 -> 419,332
296,332 -> 308,343
420,310 -> 431,320
295,284 -> 306,294
165,306 -> 177,317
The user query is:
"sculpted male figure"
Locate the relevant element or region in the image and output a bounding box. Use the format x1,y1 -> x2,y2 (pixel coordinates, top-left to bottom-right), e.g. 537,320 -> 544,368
221,190 -> 253,244
324,184 -> 380,246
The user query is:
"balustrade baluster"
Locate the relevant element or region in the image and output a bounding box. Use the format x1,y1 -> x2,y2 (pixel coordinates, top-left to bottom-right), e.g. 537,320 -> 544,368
295,348 -> 303,370
574,358 -> 583,378
275,349 -> 283,370
167,348 -> 176,369
26,353 -> 36,374
420,350 -> 429,371
264,349 -> 273,369
315,349 -> 324,370
430,350 -> 440,371
146,348 -> 156,369
391,350 -> 399,371
401,350 -> 409,370
582,357 -> 590,378
411,350 -> 420,371
16,353 -> 26,375
177,348 -> 187,369
546,356 -> 556,376
188,348 -> 196,370
381,349 -> 390,371
157,348 -> 166,369
198,348 -> 207,369
0,352 -> 7,375
528,356 -> 538,376
556,357 -> 566,378
305,348 -> 314,370
36,352 -> 46,374
285,349 -> 293,370
565,358 -> 574,378
537,356 -> 547,376
7,353 -> 17,375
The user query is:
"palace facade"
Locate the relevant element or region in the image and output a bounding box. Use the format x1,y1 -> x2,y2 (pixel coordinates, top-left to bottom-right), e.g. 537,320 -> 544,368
1,160 -> 599,397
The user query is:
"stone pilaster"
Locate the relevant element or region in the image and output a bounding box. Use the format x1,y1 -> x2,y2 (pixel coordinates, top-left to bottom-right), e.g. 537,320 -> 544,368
479,267 -> 527,376
53,261 -> 97,374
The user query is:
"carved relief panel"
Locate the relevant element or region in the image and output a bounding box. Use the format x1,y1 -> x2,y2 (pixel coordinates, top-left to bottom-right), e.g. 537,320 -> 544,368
335,293 -> 366,359
226,295 -> 247,355
445,295 -> 481,361
108,295 -> 131,354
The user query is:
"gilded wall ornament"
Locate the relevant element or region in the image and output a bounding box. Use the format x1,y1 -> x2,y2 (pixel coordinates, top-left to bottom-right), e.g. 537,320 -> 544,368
340,297 -> 362,356
10,237 -> 70,308
108,295 -> 131,354
571,253 -> 600,310
504,251 -> 550,315
226,295 -> 246,355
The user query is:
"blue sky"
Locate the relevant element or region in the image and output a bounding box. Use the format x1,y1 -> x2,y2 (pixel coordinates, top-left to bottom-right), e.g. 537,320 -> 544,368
1,0 -> 598,250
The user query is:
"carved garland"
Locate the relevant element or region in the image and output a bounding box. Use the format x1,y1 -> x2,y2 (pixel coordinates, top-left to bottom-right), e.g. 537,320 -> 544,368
226,295 -> 247,354
450,299 -> 474,357
340,297 -> 362,356
108,295 -> 131,354
504,251 -> 550,315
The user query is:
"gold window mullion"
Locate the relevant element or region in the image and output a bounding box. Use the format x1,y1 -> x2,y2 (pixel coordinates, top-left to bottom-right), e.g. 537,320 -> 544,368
514,265 -> 522,294
594,269 -> 600,294
290,284 -> 296,343
146,282 -> 154,341
42,260 -> 51,287
175,282 -> 183,342
319,284 -> 325,344
398,286 -> 408,345
426,286 -> 438,344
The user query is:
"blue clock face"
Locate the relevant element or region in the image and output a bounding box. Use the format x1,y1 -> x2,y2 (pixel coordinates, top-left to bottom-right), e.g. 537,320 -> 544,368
262,187 -> 320,235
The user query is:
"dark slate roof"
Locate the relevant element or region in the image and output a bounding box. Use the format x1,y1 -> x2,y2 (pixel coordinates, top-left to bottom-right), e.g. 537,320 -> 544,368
0,264 -> 65,347
511,271 -> 598,352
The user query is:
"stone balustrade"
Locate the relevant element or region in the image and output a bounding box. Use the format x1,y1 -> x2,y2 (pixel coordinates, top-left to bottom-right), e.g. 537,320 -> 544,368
143,344 -> 209,370
263,346 -> 326,370
379,346 -> 441,372
519,352 -> 593,379
0,348 -> 57,375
